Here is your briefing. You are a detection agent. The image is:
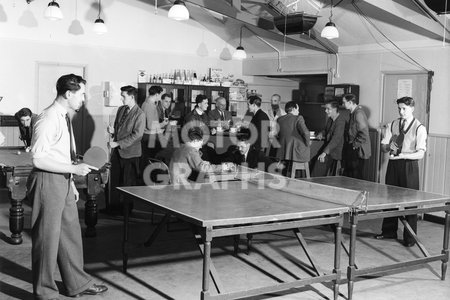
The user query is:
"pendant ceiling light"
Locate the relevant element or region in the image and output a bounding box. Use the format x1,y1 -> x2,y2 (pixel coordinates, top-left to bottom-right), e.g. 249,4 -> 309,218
233,26 -> 247,60
44,0 -> 63,21
168,0 -> 189,21
321,0 -> 339,39
93,0 -> 108,34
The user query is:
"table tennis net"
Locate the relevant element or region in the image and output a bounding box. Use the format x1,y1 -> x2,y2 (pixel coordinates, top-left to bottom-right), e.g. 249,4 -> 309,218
234,166 -> 368,209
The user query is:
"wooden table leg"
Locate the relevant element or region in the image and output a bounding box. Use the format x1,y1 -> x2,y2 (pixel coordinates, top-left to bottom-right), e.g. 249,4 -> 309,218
333,221 -> 343,300
9,196 -> 24,245
442,209 -> 450,280
201,231 -> 212,300
122,198 -> 130,273
8,172 -> 27,245
347,212 -> 358,300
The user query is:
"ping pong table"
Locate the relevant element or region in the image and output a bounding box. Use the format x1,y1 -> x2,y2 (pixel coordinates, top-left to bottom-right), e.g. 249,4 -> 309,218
304,176 -> 450,300
118,170 -> 450,299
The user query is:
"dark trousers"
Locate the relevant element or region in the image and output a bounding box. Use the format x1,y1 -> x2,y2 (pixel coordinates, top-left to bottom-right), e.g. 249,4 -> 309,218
311,155 -> 338,177
381,159 -> 420,244
27,171 -> 92,299
107,148 -> 140,212
343,147 -> 366,179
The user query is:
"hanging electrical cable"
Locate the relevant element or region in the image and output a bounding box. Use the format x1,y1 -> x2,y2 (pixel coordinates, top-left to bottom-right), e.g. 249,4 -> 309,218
352,1 -> 429,72
443,0 -> 448,47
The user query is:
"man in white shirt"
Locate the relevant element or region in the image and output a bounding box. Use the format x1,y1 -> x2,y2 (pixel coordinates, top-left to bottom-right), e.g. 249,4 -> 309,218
27,74 -> 108,299
375,96 -> 427,247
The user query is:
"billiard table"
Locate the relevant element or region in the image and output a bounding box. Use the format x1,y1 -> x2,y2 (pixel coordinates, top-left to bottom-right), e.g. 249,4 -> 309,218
0,146 -> 109,245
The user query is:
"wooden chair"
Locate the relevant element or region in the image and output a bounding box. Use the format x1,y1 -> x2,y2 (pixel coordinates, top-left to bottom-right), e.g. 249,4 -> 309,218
147,158 -> 171,185
291,161 -> 310,179
327,160 -> 342,176
146,158 -> 189,232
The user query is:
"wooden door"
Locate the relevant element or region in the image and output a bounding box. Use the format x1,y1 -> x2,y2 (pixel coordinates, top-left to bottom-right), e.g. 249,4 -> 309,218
380,72 -> 431,188
36,63 -> 87,153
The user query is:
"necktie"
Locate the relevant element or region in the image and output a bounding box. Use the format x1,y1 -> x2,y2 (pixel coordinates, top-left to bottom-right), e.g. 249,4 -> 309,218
118,106 -> 130,128
24,127 -> 31,147
392,119 -> 405,156
220,111 -> 224,121
65,113 -> 77,162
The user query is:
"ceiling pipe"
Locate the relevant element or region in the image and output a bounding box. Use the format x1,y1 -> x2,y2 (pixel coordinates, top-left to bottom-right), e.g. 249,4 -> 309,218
182,0 -> 334,53
244,26 -> 282,72
411,0 -> 450,35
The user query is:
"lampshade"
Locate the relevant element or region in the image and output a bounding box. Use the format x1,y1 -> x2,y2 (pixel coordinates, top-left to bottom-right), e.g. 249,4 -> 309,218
93,0 -> 107,34
168,0 -> 189,21
44,1 -> 63,21
233,46 -> 247,60
93,19 -> 108,34
321,22 -> 339,39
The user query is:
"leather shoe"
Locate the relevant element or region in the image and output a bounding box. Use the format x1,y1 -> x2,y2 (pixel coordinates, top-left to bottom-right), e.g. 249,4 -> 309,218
403,241 -> 416,247
74,284 -> 108,297
374,234 -> 397,240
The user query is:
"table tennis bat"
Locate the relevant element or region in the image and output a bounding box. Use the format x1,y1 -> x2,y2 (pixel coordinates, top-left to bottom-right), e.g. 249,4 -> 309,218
82,146 -> 108,169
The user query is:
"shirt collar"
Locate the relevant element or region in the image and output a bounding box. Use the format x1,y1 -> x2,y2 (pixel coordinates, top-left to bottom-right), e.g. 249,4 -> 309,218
53,100 -> 69,117
403,116 -> 414,123
243,147 -> 250,159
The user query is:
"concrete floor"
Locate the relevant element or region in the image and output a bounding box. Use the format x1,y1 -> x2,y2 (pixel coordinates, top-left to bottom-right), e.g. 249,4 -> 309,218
1,191 -> 449,300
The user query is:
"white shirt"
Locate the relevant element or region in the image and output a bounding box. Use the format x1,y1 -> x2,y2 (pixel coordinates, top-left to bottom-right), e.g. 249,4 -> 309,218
381,117 -> 427,154
31,101 -> 74,165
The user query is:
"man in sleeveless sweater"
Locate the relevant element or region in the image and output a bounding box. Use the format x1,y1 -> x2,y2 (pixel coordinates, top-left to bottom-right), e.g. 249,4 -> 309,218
375,96 -> 427,247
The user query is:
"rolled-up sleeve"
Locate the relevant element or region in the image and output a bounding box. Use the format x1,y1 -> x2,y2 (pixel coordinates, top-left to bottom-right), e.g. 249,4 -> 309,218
31,115 -> 53,159
416,125 -> 427,152
381,122 -> 393,145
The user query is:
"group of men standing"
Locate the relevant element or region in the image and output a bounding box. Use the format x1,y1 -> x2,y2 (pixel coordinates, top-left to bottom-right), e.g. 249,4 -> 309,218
264,92 -> 427,249
24,74 -> 427,300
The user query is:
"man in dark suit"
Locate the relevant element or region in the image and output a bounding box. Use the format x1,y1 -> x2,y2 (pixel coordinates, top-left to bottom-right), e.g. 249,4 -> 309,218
107,85 -> 145,214
208,96 -> 232,129
14,107 -> 38,151
156,93 -> 173,125
312,101 -> 347,176
342,93 -> 371,179
247,95 -> 270,152
276,101 -> 310,164
184,94 -> 210,127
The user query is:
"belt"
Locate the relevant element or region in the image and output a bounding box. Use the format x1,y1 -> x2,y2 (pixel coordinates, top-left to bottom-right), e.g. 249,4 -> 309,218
32,168 -> 72,179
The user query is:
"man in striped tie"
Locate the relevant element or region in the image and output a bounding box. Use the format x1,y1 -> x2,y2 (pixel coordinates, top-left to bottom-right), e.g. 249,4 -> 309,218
27,74 -> 108,299
375,96 -> 427,247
